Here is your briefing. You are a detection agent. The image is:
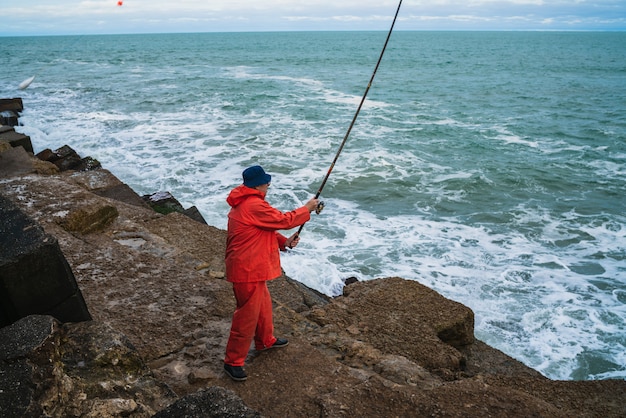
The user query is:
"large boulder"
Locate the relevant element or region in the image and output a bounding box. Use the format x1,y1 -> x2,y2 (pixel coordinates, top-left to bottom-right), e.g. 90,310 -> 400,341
0,194 -> 91,327
308,277 -> 475,376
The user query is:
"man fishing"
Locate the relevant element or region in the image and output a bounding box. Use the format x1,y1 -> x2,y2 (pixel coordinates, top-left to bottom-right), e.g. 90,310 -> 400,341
223,165 -> 319,381
223,0 -> 402,382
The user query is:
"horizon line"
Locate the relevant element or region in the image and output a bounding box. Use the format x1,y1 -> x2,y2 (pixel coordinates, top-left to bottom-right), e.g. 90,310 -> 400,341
2,28 -> 625,38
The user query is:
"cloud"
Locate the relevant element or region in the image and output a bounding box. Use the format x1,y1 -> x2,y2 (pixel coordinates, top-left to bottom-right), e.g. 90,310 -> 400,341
2,0 -> 625,35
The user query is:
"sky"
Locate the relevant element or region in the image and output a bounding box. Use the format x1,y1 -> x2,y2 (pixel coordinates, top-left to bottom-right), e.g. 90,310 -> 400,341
2,0 -> 625,36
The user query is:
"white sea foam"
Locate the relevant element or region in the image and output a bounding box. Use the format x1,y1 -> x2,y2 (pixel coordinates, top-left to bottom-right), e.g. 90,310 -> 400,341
493,131 -> 539,148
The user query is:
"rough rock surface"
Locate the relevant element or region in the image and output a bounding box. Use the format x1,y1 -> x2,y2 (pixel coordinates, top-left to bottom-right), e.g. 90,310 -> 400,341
152,387 -> 261,418
0,315 -> 177,417
1,144 -> 625,417
0,194 -> 92,327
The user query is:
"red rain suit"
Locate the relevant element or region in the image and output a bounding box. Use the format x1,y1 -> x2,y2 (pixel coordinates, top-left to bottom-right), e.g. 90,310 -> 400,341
224,184 -> 310,366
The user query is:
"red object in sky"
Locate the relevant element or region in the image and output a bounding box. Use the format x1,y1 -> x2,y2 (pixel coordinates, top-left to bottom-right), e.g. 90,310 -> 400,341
117,1 -> 123,6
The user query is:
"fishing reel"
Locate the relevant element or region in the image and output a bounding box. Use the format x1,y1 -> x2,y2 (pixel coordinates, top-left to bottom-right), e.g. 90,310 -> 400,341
315,201 -> 325,214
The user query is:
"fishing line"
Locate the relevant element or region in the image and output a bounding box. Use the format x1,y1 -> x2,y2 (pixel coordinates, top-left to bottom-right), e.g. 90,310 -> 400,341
296,0 -> 403,237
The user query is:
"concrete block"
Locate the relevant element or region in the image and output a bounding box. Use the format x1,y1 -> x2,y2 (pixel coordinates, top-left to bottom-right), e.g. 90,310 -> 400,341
0,195 -> 92,327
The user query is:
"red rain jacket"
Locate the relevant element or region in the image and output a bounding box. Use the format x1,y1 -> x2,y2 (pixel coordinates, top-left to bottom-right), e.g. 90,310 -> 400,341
225,184 -> 311,283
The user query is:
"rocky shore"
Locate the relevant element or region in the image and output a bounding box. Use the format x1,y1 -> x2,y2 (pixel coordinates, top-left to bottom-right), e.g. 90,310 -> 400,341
1,99 -> 625,417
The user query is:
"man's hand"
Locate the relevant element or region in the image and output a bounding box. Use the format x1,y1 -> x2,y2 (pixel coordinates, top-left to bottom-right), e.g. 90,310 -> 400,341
304,198 -> 320,213
285,233 -> 301,249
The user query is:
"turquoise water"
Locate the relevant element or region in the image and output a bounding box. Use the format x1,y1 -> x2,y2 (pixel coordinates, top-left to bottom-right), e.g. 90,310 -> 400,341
1,31 -> 625,381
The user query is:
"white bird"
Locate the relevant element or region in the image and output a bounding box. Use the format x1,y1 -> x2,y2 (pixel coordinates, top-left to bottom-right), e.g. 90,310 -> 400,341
18,76 -> 36,90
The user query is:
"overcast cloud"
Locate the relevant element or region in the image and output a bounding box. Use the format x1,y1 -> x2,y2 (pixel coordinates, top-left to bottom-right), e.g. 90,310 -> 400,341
2,0 -> 625,36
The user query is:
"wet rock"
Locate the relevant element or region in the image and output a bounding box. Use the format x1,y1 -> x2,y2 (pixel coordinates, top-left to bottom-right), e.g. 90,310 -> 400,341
35,148 -> 55,161
0,110 -> 19,126
0,102 -> 26,140
52,145 -> 82,171
98,183 -> 152,207
343,276 -> 359,286
0,97 -> 23,113
152,387 -> 261,418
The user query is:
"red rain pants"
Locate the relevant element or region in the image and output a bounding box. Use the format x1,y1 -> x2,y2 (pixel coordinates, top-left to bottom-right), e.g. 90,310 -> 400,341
224,281 -> 277,366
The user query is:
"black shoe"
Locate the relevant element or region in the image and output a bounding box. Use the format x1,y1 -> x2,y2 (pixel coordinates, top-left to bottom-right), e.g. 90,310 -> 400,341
266,338 -> 289,349
224,364 -> 247,381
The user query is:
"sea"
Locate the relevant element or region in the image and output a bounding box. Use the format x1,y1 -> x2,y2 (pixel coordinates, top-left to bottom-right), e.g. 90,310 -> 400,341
1,31 -> 625,382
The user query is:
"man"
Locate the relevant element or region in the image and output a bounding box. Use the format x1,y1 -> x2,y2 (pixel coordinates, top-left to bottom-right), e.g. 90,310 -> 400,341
223,165 -> 319,381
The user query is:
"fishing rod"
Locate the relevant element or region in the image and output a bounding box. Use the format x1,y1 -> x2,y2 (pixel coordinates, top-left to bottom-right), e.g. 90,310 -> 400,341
296,0 -> 403,237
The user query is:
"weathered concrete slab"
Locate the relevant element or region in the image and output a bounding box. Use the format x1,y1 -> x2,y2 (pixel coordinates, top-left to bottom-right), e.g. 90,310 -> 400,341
0,110 -> 18,127
0,146 -> 36,178
0,195 -> 92,327
0,128 -> 32,153
183,205 -> 208,224
0,98 -> 24,113
70,169 -> 151,208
